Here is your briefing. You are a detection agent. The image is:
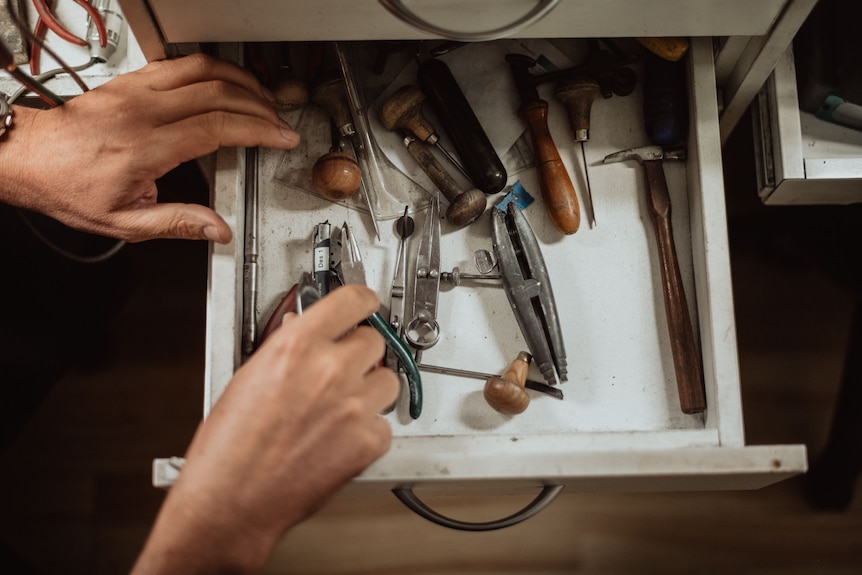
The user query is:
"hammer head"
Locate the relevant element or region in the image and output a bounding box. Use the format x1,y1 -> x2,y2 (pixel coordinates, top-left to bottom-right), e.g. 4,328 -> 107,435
602,145 -> 685,164
505,53 -> 541,104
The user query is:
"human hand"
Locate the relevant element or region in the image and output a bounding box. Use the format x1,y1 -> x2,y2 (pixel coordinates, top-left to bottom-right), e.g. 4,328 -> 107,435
0,53 -> 300,243
132,285 -> 400,574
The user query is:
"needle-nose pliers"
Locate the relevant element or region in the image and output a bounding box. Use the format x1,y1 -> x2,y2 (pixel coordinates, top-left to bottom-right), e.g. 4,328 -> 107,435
338,221 -> 423,419
31,0 -> 107,74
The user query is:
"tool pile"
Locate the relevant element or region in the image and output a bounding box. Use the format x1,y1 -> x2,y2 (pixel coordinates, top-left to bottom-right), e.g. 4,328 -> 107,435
245,37 -> 707,422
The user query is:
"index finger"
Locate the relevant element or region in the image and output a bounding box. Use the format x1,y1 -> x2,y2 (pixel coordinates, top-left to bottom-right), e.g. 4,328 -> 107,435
297,285 -> 382,342
137,53 -> 271,100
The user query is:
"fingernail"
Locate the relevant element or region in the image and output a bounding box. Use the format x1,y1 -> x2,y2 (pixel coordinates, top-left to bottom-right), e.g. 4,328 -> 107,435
203,225 -> 223,243
279,119 -> 300,144
261,85 -> 277,103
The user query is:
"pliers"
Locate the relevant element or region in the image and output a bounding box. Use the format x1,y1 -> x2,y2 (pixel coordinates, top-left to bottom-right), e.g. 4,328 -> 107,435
257,272 -> 321,346
31,0 -> 107,74
337,222 -> 423,419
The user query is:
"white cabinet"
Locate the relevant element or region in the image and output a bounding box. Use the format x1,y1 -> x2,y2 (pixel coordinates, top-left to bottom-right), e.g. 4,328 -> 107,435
126,0 -> 812,527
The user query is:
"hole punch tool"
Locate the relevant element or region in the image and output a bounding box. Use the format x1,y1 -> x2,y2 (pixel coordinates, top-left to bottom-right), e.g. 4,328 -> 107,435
336,222 -> 423,420
491,203 -> 567,387
30,0 -> 107,75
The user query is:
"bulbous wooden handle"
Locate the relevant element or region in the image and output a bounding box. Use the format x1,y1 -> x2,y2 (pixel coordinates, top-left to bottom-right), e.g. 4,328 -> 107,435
312,151 -> 361,200
484,351 -> 533,414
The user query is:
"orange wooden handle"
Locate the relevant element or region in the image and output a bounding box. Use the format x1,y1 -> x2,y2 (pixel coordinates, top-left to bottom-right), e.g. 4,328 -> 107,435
644,160 -> 706,414
519,101 -> 580,234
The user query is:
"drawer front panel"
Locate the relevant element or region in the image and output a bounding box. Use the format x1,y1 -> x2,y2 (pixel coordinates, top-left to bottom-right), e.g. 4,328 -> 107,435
146,0 -> 788,42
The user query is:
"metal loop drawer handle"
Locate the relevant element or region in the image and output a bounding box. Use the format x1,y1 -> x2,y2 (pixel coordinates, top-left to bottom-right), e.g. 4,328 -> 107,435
392,484 -> 563,531
377,0 -> 560,42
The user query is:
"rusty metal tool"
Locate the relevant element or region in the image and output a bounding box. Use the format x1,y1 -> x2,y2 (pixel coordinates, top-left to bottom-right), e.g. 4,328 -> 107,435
554,75 -> 601,228
491,203 -> 567,387
602,145 -> 705,414
241,146 -> 260,360
399,133 -> 486,227
417,362 -> 563,400
380,84 -> 469,180
505,53 -> 580,235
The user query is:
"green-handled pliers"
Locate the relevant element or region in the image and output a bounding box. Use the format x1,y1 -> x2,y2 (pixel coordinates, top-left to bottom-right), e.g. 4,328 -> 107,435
338,222 -> 423,419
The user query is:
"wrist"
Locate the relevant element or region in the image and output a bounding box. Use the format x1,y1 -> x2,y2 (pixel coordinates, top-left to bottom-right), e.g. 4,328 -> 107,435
133,480 -> 282,574
0,104 -> 43,211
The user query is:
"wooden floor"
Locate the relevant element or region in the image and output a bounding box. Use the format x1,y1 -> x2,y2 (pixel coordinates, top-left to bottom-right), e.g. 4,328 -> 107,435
2,125 -> 862,574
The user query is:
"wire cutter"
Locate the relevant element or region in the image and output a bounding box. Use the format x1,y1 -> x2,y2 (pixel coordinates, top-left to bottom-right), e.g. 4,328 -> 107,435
337,222 -> 423,419
31,0 -> 107,74
491,202 -> 568,387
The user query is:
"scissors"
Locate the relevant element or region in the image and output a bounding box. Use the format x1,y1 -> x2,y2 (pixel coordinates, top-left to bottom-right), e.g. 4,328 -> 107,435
404,191 -> 442,353
336,222 -> 423,419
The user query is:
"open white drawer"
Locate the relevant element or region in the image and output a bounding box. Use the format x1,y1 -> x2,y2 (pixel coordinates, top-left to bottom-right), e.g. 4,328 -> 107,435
753,47 -> 862,204
195,38 -> 805,518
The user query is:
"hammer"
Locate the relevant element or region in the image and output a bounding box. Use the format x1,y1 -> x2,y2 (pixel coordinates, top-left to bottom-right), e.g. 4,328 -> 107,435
505,54 -> 580,235
603,145 -> 706,414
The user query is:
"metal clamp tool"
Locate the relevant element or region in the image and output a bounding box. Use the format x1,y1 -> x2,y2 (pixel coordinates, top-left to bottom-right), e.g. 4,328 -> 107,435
491,203 -> 567,387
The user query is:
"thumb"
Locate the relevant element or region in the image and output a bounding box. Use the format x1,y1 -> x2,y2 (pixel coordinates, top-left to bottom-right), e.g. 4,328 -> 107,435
119,203 -> 233,243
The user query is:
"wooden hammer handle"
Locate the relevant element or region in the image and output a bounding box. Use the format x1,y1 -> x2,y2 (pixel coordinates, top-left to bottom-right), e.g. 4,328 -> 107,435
643,160 -> 706,414
519,101 -> 580,234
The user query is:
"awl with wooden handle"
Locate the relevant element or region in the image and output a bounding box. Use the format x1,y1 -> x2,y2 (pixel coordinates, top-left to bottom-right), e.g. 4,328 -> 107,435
505,54 -> 580,235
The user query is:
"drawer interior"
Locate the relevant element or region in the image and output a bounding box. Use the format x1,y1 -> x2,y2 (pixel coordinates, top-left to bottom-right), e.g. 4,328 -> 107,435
207,38 -> 743,455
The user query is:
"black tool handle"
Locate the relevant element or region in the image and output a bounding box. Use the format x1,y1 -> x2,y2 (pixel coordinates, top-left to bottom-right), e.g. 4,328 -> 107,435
418,58 -> 507,195
643,51 -> 688,148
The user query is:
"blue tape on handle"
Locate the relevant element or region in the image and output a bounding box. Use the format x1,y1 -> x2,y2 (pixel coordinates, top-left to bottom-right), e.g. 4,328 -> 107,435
494,181 -> 535,212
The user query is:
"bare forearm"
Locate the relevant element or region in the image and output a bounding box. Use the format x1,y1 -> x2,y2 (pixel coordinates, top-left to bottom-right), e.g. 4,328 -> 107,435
132,491 -> 277,575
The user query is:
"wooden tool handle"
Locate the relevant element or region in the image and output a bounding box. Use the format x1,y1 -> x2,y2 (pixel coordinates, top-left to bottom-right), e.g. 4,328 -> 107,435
311,151 -> 361,200
405,138 -> 486,227
643,160 -> 706,414
380,85 -> 435,142
519,101 -> 580,234
484,351 -> 532,414
311,78 -> 353,135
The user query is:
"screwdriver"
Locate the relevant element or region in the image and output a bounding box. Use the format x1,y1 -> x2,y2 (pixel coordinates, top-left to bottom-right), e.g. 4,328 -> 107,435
380,85 -> 470,181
